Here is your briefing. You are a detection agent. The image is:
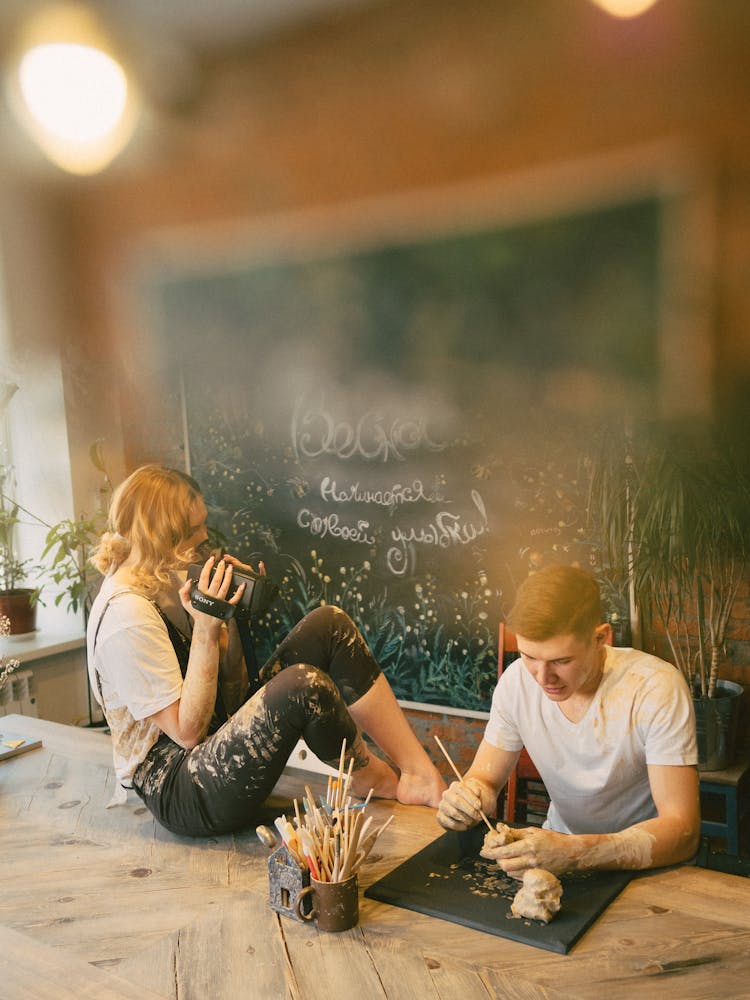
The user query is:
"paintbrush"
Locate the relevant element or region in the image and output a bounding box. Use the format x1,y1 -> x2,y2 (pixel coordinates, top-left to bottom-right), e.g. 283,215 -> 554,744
273,816 -> 305,866
433,734 -> 494,832
341,755 -> 355,806
298,827 -> 321,880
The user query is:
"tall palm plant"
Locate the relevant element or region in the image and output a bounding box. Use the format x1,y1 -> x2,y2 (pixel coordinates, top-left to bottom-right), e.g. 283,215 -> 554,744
588,420 -> 750,697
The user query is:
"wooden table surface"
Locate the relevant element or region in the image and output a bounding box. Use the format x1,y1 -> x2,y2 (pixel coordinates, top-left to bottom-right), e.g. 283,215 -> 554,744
1,714 -> 750,1000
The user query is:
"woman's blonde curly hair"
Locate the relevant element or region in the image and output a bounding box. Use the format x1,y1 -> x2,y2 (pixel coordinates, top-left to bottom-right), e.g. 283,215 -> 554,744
92,465 -> 203,597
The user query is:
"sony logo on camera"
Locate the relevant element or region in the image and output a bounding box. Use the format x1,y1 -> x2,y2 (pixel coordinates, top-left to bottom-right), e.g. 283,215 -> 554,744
187,561 -> 279,619
188,583 -> 235,620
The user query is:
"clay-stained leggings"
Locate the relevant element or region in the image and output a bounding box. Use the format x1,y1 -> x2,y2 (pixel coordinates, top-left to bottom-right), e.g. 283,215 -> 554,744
132,605 -> 380,836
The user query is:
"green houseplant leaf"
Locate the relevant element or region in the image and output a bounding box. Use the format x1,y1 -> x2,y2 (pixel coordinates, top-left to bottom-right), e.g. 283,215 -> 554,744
588,419 -> 750,698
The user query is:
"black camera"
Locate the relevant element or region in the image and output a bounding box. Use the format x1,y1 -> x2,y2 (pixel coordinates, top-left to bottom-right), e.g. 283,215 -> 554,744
187,554 -> 278,620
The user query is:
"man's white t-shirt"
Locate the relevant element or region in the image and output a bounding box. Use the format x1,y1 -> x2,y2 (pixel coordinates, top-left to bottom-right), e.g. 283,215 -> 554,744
484,646 -> 698,834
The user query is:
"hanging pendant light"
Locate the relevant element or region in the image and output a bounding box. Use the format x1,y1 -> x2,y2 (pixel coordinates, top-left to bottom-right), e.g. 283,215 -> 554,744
6,3 -> 140,175
588,0 -> 660,18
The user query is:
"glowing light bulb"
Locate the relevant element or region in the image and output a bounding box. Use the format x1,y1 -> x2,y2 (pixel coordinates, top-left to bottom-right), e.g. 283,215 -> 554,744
7,4 -> 139,175
19,43 -> 129,145
589,0 -> 660,18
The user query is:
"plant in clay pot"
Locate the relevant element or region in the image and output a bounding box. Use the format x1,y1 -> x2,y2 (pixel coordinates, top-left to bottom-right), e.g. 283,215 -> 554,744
0,379 -> 41,633
40,511 -> 104,621
0,468 -> 43,635
588,419 -> 750,769
38,440 -> 111,626
0,428 -> 111,635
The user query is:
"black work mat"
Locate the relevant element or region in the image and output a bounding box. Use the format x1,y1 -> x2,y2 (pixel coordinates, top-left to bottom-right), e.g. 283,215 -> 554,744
365,826 -> 632,954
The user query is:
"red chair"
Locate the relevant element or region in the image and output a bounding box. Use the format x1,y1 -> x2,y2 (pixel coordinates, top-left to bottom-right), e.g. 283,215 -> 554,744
497,622 -> 542,823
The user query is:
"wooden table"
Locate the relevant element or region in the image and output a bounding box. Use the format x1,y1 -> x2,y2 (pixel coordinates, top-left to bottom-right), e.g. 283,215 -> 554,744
2,715 -> 750,1000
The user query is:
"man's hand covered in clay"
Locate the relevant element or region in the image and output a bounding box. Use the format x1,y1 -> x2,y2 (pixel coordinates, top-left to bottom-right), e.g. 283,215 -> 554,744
436,777 -> 490,830
480,826 -> 576,876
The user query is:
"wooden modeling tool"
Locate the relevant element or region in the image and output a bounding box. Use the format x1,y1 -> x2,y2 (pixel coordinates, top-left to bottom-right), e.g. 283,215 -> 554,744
272,738 -> 394,883
433,734 -> 494,832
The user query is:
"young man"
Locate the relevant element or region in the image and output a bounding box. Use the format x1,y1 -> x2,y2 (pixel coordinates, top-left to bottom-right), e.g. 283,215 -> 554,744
437,564 -> 700,874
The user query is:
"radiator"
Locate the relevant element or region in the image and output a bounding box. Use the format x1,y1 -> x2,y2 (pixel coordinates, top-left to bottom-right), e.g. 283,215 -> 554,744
0,669 -> 39,718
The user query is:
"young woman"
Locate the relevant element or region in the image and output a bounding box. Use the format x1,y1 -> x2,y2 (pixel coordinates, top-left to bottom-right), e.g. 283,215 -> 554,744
87,464 -> 445,836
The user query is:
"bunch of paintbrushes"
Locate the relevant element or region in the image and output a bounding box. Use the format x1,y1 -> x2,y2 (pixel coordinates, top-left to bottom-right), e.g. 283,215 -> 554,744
274,740 -> 394,882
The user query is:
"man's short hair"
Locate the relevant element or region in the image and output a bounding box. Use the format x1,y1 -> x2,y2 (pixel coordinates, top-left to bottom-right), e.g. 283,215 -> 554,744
506,564 -> 603,641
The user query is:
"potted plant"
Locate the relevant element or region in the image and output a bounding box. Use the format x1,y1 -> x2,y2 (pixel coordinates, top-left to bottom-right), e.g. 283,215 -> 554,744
36,444 -> 111,727
40,511 -> 104,621
1,433 -> 111,637
0,469 -> 43,635
0,381 -> 42,634
588,418 -> 749,770
39,441 -> 111,622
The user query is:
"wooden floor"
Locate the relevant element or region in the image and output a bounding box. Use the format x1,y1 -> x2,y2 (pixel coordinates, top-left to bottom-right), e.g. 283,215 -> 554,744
2,714 -> 750,1000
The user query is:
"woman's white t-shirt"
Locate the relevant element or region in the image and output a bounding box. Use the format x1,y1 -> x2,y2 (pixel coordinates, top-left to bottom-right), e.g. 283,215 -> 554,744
86,573 -> 185,788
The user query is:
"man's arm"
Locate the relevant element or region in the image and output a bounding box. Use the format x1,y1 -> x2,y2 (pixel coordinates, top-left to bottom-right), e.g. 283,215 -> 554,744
483,763 -> 701,874
437,739 -> 521,830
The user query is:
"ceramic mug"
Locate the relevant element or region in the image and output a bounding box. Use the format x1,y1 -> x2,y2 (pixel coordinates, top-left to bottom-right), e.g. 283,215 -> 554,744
294,874 -> 359,932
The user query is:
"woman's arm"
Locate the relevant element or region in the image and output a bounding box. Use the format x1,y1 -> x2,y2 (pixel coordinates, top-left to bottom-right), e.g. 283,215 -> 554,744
148,617 -> 222,749
148,557 -> 245,749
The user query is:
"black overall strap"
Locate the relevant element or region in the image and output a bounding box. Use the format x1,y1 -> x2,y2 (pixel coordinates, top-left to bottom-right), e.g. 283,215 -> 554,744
92,590 -> 228,731
150,603 -> 229,732
235,617 -> 262,696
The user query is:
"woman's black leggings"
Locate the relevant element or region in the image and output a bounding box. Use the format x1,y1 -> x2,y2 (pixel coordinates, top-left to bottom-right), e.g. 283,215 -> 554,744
132,605 -> 381,837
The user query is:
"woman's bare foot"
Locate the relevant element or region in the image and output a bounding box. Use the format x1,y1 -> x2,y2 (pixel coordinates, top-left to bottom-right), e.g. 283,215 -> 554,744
350,754 -> 399,800
349,752 -> 446,807
396,766 -> 447,808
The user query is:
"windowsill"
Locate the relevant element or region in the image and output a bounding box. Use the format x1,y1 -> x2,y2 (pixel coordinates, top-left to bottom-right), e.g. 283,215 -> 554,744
0,627 -> 86,663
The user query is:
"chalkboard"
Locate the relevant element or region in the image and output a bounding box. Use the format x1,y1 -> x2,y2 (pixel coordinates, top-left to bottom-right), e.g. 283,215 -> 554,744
148,194 -> 660,710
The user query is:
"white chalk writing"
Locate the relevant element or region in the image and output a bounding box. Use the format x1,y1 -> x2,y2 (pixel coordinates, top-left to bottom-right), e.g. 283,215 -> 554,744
386,490 -> 489,577
292,397 -> 447,463
320,476 -> 446,509
297,508 -> 376,545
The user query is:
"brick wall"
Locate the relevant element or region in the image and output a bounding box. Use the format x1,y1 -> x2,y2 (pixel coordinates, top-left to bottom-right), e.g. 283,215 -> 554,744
403,706 -> 488,781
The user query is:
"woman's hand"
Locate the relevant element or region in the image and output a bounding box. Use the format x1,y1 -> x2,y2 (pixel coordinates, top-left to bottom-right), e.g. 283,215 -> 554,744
179,555 -> 246,627
221,553 -> 266,577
